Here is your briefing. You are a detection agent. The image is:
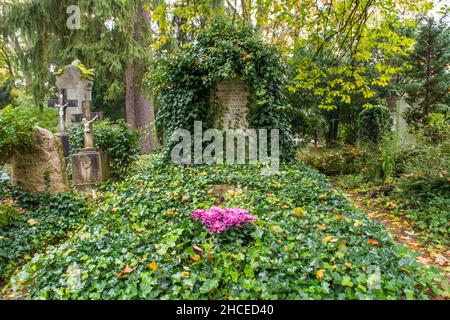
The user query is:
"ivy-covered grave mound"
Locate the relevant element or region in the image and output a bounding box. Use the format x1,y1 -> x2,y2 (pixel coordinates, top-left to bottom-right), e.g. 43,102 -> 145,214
10,155 -> 443,299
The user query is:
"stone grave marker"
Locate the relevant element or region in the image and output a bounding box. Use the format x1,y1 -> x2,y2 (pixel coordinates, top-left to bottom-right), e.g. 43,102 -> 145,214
55,60 -> 94,127
71,99 -> 109,192
210,78 -> 251,129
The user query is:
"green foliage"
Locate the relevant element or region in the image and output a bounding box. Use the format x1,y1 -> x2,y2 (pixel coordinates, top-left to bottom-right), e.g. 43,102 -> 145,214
0,198 -> 23,228
0,105 -> 37,164
15,97 -> 58,132
396,194 -> 450,246
0,0 -> 143,108
11,155 -> 443,299
0,183 -> 88,281
358,106 -> 393,144
399,138 -> 450,196
54,61 -> 95,80
68,120 -> 141,180
300,146 -> 365,176
403,17 -> 450,127
0,77 -> 13,109
149,18 -> 295,161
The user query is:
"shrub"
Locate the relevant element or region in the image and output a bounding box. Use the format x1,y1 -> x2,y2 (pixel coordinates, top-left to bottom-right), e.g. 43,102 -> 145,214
0,183 -> 88,281
358,106 -> 393,144
68,119 -> 141,180
149,18 -> 296,161
0,105 -> 37,165
399,138 -> 450,195
300,145 -> 366,175
0,198 -> 28,227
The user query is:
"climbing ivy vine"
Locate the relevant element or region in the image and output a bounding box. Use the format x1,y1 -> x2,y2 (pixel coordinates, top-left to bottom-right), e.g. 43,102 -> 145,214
147,18 -> 296,161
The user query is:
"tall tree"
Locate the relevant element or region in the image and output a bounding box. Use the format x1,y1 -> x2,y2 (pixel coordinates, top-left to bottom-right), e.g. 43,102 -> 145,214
125,0 -> 157,152
404,16 -> 450,126
1,0 -> 158,151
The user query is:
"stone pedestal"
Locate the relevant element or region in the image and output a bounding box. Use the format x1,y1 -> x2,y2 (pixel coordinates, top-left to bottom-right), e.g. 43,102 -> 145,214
72,148 -> 109,192
56,132 -> 70,158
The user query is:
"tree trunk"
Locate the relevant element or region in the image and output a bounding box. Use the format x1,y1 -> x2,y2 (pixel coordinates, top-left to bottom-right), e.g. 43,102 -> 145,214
125,1 -> 156,153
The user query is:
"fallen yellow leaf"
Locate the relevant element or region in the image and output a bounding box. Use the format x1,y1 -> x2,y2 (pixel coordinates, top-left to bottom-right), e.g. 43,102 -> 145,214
192,254 -> 201,262
271,225 -> 282,233
27,218 -> 38,227
148,261 -> 159,271
322,236 -> 337,243
294,207 -> 304,217
316,269 -> 325,280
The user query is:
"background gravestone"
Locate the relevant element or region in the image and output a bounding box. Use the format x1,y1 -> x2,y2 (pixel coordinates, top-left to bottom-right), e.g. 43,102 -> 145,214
387,97 -> 416,145
210,78 -> 251,129
55,60 -> 94,127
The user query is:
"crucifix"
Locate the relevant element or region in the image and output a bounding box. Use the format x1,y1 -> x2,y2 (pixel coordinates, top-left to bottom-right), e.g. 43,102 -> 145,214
81,115 -> 98,149
55,94 -> 68,133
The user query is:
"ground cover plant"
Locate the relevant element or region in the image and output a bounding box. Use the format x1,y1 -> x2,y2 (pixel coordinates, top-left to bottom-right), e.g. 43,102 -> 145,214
10,155 -> 445,300
0,184 -> 88,283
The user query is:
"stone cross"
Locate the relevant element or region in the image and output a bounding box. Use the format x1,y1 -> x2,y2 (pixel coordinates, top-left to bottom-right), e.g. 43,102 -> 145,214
55,60 -> 94,127
81,115 -> 98,149
55,94 -> 68,134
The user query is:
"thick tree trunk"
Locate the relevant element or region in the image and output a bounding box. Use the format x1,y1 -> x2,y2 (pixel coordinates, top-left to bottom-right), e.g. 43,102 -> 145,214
125,1 -> 156,153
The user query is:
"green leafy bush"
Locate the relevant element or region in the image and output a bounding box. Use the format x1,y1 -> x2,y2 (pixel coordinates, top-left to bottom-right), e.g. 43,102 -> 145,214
17,98 -> 58,132
0,105 -> 37,165
0,78 -> 14,108
68,119 -> 141,180
399,139 -> 450,194
148,18 -> 295,161
12,155 -> 444,300
300,145 -> 366,175
0,183 -> 88,282
358,106 -> 393,144
0,198 -> 26,227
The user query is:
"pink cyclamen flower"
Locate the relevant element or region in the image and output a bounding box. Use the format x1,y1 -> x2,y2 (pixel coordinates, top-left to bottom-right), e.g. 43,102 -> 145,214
192,207 -> 256,233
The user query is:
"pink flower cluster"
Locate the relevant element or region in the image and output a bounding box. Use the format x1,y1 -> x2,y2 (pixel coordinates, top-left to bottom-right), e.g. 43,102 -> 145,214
192,207 -> 257,233
0,198 -> 29,215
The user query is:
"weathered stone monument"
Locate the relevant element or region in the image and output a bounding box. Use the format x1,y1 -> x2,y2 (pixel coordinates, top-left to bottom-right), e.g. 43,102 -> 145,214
387,97 -> 416,145
55,95 -> 70,157
210,78 -> 252,129
54,60 -> 94,127
11,127 -> 69,193
71,90 -> 109,192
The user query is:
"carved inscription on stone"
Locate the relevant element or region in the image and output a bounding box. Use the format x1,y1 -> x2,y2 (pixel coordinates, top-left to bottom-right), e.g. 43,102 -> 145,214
212,78 -> 250,129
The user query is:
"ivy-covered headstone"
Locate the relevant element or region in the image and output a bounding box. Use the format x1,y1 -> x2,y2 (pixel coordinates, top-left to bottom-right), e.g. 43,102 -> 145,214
210,78 -> 251,130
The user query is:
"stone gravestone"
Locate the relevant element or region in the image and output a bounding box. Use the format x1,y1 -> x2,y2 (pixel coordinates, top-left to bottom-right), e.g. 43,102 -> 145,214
11,127 -> 69,193
388,97 -> 416,146
71,98 -> 109,192
210,78 -> 251,129
55,60 -> 94,127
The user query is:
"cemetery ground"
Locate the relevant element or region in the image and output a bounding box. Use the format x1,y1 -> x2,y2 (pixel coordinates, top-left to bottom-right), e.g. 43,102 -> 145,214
1,5 -> 449,302
0,153 -> 449,300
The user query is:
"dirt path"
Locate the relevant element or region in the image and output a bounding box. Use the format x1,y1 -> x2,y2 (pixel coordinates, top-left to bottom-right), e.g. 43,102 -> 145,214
332,180 -> 449,299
